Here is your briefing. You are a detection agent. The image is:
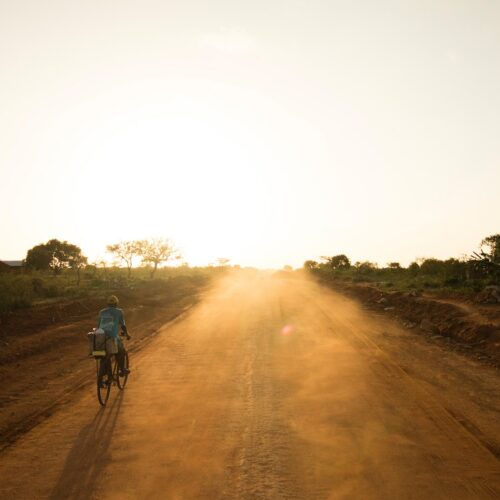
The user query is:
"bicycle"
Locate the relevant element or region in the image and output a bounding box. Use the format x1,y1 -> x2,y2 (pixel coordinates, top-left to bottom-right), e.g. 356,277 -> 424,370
95,334 -> 130,406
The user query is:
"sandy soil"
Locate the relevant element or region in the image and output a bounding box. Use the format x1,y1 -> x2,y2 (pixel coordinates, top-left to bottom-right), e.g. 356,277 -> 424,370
0,273 -> 499,499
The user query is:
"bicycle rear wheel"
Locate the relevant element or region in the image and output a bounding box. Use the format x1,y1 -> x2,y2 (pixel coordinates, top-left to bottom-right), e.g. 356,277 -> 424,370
96,357 -> 111,406
116,351 -> 129,390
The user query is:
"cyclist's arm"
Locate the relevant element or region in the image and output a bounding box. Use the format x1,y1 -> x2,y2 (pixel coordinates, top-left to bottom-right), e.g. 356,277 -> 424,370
119,311 -> 131,339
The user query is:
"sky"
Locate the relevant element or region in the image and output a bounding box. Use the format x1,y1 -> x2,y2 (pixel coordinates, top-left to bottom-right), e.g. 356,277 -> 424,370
1,0 -> 499,268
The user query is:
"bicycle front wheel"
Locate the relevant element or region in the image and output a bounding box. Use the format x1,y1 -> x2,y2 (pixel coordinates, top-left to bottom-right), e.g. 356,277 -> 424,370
116,352 -> 129,390
96,357 -> 111,406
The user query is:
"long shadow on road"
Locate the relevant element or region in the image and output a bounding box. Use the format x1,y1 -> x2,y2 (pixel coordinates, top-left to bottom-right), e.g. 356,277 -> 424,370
49,392 -> 124,500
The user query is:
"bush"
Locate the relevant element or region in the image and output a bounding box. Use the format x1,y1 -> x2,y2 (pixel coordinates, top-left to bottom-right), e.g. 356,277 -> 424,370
423,281 -> 440,289
0,265 -> 219,316
0,275 -> 33,313
31,278 -> 45,294
444,277 -> 461,287
420,259 -> 446,276
408,262 -> 420,276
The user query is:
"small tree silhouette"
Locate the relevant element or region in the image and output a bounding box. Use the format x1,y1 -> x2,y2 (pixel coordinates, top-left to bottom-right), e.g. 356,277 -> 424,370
106,241 -> 142,278
139,238 -> 180,278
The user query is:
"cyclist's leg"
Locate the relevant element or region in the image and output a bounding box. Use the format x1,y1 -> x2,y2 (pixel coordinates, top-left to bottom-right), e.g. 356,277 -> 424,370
98,355 -> 113,380
98,357 -> 106,378
107,355 -> 114,379
115,341 -> 127,374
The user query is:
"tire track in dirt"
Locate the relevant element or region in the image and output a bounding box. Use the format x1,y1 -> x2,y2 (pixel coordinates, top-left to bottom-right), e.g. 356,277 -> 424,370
222,285 -> 302,499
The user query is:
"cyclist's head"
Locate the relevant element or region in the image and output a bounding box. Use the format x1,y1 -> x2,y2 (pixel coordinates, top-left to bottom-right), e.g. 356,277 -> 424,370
107,295 -> 119,307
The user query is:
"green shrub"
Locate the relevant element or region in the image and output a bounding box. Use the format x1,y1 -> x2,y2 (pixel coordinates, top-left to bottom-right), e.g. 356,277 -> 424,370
0,265 -> 219,315
444,277 -> 461,287
0,275 -> 33,313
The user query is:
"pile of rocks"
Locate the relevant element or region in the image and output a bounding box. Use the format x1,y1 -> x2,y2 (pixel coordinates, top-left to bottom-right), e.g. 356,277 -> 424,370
475,286 -> 500,304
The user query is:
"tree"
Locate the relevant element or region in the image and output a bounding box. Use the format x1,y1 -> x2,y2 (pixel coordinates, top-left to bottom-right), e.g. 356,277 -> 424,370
303,260 -> 319,271
25,239 -> 86,275
408,262 -> 420,276
355,261 -> 378,274
216,258 -> 231,267
70,253 -> 88,285
93,258 -> 108,275
138,238 -> 180,278
480,234 -> 500,264
106,241 -> 142,278
387,262 -> 401,270
469,234 -> 500,280
25,244 -> 52,271
419,258 -> 445,276
321,254 -> 351,270
443,258 -> 466,282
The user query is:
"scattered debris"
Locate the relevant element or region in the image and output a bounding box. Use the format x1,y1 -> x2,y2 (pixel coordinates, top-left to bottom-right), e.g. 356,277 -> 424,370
475,286 -> 500,304
420,318 -> 439,334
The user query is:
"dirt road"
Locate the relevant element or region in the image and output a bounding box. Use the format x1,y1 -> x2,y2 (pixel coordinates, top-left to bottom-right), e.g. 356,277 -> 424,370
1,273 -> 499,499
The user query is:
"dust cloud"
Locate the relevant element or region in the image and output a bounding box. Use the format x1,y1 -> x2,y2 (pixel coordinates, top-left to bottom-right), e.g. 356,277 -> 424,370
0,272 -> 499,499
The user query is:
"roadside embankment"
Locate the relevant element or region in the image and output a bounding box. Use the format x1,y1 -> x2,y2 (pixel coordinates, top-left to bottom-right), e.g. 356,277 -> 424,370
320,279 -> 500,366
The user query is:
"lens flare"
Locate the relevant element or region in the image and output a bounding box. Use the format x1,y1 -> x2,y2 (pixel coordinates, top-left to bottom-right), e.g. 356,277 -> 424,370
281,324 -> 294,335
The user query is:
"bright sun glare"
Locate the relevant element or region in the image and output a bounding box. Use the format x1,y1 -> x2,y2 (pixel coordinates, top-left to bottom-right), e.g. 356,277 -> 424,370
0,1 -> 499,267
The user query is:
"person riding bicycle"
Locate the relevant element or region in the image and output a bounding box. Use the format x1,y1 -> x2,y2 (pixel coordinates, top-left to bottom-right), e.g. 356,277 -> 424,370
97,295 -> 130,385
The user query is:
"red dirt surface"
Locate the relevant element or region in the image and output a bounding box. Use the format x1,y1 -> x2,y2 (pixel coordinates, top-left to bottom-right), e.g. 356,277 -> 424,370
0,279 -> 207,450
0,274 -> 499,498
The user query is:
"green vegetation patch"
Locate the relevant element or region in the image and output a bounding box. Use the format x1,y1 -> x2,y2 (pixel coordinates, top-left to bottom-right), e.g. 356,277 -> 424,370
303,234 -> 500,298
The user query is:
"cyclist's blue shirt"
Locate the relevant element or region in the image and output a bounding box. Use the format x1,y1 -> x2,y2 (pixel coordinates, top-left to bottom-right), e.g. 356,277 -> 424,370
97,306 -> 126,345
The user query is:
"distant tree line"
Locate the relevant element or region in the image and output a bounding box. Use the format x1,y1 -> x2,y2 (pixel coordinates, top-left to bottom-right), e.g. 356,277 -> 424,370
106,238 -> 180,278
24,237 -> 180,282
304,234 -> 500,288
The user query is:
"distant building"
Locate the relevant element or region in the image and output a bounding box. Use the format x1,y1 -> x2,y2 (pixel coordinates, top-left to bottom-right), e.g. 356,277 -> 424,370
0,260 -> 25,273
